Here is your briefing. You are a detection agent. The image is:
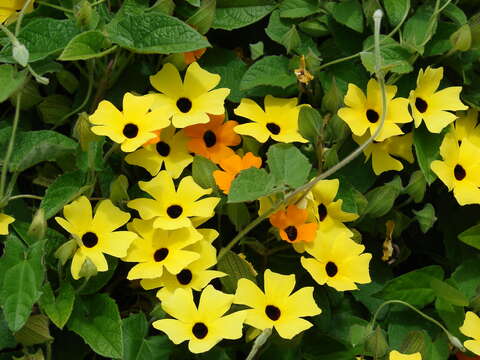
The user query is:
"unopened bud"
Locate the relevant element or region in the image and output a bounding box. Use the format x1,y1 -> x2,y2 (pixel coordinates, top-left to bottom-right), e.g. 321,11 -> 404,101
12,43 -> 29,67
451,24 -> 472,52
54,239 -> 77,266
75,0 -> 92,28
27,208 -> 46,242
73,112 -> 99,151
78,257 -> 98,279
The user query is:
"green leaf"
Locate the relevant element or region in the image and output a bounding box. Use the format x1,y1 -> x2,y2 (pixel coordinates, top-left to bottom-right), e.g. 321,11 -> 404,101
413,125 -> 444,184
40,170 -> 87,220
279,0 -> 318,18
403,4 -> 437,54
430,278 -> 469,307
458,224 -> 480,251
106,11 -> 210,54
298,106 -> 323,143
249,41 -> 264,60
364,177 -> 403,218
56,70 -> 79,94
0,310 -> 16,351
451,258 -> 480,300
227,203 -> 251,231
383,0 -> 410,27
375,265 -> 444,308
68,294 -> 123,359
267,143 -> 311,188
443,3 -> 467,26
240,55 -> 296,90
281,25 -> 301,53
199,48 -> 248,103
227,167 -> 275,203
326,0 -> 364,33
0,261 -> 42,331
435,297 -> 464,335
361,36 -> 414,74
192,155 -> 219,190
413,203 -> 437,233
38,281 -> 75,329
0,234 -> 26,289
217,251 -> 256,293
186,0 -> 216,35
0,65 -> 27,103
122,313 -> 173,360
59,30 -> 116,61
212,0 -> 276,30
0,19 -> 80,63
4,130 -> 78,172
405,170 -> 427,203
37,95 -> 73,126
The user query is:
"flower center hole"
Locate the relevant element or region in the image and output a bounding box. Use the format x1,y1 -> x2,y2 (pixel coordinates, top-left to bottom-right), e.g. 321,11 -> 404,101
265,305 -> 281,321
318,204 -> 327,222
166,205 -> 183,219
366,109 -> 379,123
156,141 -> 170,157
153,248 -> 169,262
203,130 -> 217,148
176,269 -> 193,285
81,232 -> 98,248
192,322 -> 208,339
176,97 -> 192,113
123,123 -> 139,138
454,164 -> 466,181
284,226 -> 298,241
266,123 -> 281,135
415,97 -> 428,113
325,261 -> 338,277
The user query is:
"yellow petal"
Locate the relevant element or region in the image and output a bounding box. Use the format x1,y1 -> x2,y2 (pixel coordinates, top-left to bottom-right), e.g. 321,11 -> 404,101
92,199 -> 130,233
430,86 -> 467,112
264,269 -> 295,301
460,311 -> 480,339
234,98 -> 266,124
337,107 -> 368,137
234,122 -> 270,143
389,350 -> 422,360
162,288 -> 198,321
128,262 -> 163,280
62,196 -> 93,235
188,337 -> 219,354
343,83 -> 367,108
103,231 -> 137,258
0,213 -> 14,235
464,339 -> 480,356
210,311 -> 246,340
198,285 -> 234,320
234,278 -> 266,309
71,251 -> 86,280
312,179 -> 339,205
149,63 -> 183,98
128,198 -> 163,221
454,183 -> 480,205
274,317 -> 313,339
183,62 -> 221,97
153,319 -> 191,344
283,287 -> 321,318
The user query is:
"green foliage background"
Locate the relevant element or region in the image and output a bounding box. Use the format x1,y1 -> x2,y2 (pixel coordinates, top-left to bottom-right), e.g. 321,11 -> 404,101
0,0 -> 480,359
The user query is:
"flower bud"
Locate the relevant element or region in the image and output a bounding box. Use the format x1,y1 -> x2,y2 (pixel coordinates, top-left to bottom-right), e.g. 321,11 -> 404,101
27,208 -> 46,242
12,42 -> 29,67
73,112 -> 99,151
78,257 -> 98,279
54,239 -> 77,266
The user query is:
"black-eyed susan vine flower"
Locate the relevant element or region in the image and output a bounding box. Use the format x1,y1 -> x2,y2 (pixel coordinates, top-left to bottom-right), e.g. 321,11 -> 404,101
460,311 -> 480,355
128,170 -> 220,230
141,229 -> 226,301
184,114 -> 241,163
269,205 -> 317,243
55,196 -> 137,280
0,0 -> 34,24
150,62 -> 230,128
0,213 -> 14,235
409,66 -> 467,133
124,125 -> 193,178
234,269 -> 321,339
353,132 -> 414,175
451,108 -> 480,147
123,219 -> 202,280
431,133 -> 480,205
89,93 -> 170,152
234,95 -> 307,143
153,285 -> 246,354
301,233 -> 372,291
337,78 -> 412,141
389,351 -> 422,360
213,152 -> 262,194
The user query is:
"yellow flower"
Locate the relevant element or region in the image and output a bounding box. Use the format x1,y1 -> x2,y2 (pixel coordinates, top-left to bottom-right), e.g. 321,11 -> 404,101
460,311 -> 480,355
55,196 -> 137,280
89,93 -> 170,152
141,229 -> 226,301
124,126 -> 193,178
0,213 -> 14,235
451,108 -> 480,147
431,133 -> 480,205
153,285 -> 246,354
337,79 -> 412,141
150,62 -> 230,128
389,350 -> 422,360
123,219 -> 201,280
234,269 -> 321,339
353,132 -> 414,175
128,171 -> 220,230
234,95 -> 307,143
301,233 -> 372,291
409,66 -> 467,133
0,0 -> 34,24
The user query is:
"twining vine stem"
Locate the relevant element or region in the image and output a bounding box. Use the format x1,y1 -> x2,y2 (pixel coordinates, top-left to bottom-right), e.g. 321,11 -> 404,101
218,9 -> 388,261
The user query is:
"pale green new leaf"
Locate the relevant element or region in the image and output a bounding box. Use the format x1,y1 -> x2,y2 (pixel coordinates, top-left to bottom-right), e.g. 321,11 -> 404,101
59,30 -> 116,61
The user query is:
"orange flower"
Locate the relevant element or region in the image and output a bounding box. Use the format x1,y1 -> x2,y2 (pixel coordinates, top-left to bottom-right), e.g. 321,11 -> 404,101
143,130 -> 162,145
184,48 -> 207,64
213,152 -> 262,194
184,114 -> 241,163
269,205 -> 317,243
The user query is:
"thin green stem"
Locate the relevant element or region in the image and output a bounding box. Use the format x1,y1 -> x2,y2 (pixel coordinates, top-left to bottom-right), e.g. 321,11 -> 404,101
8,194 -> 43,201
0,24 -> 19,47
0,91 -> 22,200
369,300 -> 465,351
91,0 -> 107,6
36,0 -> 74,12
15,0 -> 34,37
218,10 -> 388,261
